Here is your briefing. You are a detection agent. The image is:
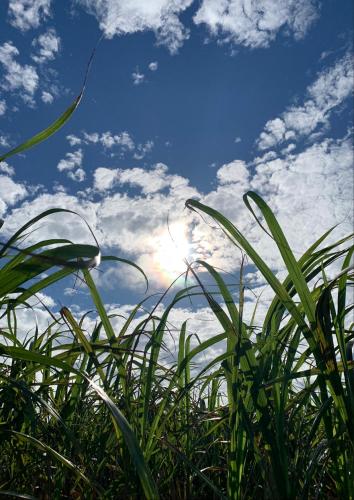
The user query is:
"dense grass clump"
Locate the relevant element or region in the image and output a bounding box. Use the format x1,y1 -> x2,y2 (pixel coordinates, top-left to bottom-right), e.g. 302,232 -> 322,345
0,190 -> 353,499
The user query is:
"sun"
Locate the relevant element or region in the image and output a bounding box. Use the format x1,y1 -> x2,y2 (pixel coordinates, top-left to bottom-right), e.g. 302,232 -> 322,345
153,222 -> 191,284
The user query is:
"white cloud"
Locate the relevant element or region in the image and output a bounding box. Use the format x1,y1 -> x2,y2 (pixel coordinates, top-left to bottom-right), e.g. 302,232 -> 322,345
115,163 -> 171,194
66,130 -> 153,159
0,174 -> 28,216
3,192 -> 102,244
27,291 -> 56,308
93,167 -> 119,191
133,140 -> 154,159
148,61 -> 158,71
132,68 -> 145,85
31,28 -> 60,64
251,137 -> 354,254
57,149 -> 85,182
194,0 -> 318,49
66,134 -> 82,146
76,0 -> 193,53
0,99 -> 6,115
257,53 -> 354,150
0,305 -> 54,342
0,41 -> 39,104
41,90 -> 53,103
101,131 -> 135,150
68,168 -> 86,182
198,138 -> 353,274
93,163 -> 195,196
77,130 -> 135,150
0,136 -> 10,148
82,132 -> 99,144
57,149 -> 83,172
0,162 -> 15,176
8,0 -> 51,31
216,160 -> 249,185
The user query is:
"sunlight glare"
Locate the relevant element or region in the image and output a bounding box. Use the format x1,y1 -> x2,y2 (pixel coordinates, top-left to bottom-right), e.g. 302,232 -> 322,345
153,222 -> 191,284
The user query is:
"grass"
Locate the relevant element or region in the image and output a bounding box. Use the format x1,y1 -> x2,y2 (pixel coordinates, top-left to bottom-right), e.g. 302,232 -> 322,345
0,189 -> 352,499
0,75 -> 353,499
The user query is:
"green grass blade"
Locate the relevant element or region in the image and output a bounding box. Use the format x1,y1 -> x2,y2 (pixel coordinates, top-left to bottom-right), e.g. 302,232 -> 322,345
0,94 -> 82,163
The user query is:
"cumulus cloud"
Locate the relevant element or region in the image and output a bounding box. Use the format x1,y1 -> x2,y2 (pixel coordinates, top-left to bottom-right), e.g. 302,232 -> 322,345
57,149 -> 83,172
0,41 -> 39,104
8,0 -> 51,31
2,191 -> 102,244
133,140 -> 154,160
66,130 -> 153,159
100,131 -> 135,150
0,162 -> 15,176
132,68 -> 145,85
148,61 -> 158,71
31,28 -> 60,64
57,149 -> 85,182
257,52 -> 354,150
95,163 -> 171,193
76,0 -> 193,53
251,136 -> 354,253
66,134 -> 82,147
216,160 -> 249,185
93,167 -> 118,191
94,163 -> 196,196
0,174 -> 28,216
68,168 -> 86,182
70,130 -> 135,150
0,136 -> 10,148
194,0 -> 319,48
41,90 -> 53,103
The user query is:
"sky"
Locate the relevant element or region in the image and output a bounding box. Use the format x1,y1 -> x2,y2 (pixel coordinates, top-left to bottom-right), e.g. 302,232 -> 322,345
0,0 -> 353,343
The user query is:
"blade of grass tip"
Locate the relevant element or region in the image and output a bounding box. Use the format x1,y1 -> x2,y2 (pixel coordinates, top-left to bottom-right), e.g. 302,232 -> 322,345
262,226 -> 339,337
185,198 -> 314,349
0,208 -> 101,271
243,191 -> 316,325
0,243 -> 101,298
0,94 -> 81,163
0,38 -> 100,163
0,208 -> 74,257
82,268 -> 118,344
101,255 -> 148,292
0,238 -> 72,273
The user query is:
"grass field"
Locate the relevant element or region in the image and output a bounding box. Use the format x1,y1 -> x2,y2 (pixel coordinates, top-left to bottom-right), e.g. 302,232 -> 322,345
0,187 -> 353,499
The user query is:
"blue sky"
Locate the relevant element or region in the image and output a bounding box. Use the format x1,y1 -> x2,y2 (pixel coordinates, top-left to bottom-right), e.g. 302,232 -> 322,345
0,0 -> 353,331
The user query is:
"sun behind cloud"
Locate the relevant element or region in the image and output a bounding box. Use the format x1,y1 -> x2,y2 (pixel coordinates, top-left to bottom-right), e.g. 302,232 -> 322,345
152,222 -> 191,286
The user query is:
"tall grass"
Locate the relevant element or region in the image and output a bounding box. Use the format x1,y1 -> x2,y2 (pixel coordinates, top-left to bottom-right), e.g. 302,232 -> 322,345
0,188 -> 352,499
